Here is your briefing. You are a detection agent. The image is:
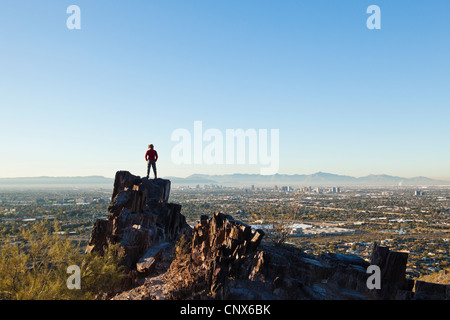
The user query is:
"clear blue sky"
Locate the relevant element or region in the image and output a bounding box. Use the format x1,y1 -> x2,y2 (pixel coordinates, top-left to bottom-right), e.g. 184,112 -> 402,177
0,1 -> 449,179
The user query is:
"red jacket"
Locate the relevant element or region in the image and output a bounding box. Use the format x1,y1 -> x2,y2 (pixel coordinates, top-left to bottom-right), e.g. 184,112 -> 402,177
145,149 -> 158,161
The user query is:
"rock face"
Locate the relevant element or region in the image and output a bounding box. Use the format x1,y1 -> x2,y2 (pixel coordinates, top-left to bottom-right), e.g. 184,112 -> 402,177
86,171 -> 190,276
162,212 -> 375,300
132,212 -> 449,300
88,171 -> 449,300
369,243 -> 414,299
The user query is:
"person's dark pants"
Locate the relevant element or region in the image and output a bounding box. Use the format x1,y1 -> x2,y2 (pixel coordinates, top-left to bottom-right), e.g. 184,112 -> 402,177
147,160 -> 157,179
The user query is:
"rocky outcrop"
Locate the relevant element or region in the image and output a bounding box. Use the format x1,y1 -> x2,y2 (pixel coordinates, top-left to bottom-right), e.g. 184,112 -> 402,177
88,170 -> 449,300
124,211 -> 449,300
414,280 -> 449,300
368,243 -> 414,299
86,171 -> 190,276
135,212 -> 375,300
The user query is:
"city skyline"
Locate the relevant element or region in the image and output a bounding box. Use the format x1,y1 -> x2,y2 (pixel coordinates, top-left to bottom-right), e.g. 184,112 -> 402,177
1,1 -> 449,180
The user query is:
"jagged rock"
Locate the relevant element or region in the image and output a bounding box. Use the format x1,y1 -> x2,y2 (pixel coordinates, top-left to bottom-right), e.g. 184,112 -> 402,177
111,171 -> 142,201
86,219 -> 112,254
162,211 -> 450,300
86,171 -> 190,276
191,212 -> 264,262
319,252 -> 369,269
110,209 -> 449,300
118,245 -> 141,269
90,171 -> 448,300
137,242 -> 171,275
369,243 -> 410,299
414,280 -> 448,300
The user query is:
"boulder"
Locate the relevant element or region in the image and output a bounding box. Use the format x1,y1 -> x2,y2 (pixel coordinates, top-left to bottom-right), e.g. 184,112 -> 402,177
136,242 -> 171,275
369,243 -> 409,299
414,280 -> 448,300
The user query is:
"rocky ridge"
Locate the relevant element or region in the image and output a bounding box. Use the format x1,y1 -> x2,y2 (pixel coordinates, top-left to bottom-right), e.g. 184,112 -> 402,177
88,171 -> 450,300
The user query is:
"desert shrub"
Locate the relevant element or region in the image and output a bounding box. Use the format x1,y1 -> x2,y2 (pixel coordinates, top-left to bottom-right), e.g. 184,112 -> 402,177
266,220 -> 293,247
0,220 -> 124,300
416,268 -> 450,285
174,233 -> 191,258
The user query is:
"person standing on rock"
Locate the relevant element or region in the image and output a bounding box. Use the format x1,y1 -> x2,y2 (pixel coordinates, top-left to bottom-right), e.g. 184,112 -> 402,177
145,144 -> 158,179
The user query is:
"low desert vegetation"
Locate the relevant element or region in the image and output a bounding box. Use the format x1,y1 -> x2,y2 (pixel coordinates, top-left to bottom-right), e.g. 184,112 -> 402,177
0,220 -> 125,300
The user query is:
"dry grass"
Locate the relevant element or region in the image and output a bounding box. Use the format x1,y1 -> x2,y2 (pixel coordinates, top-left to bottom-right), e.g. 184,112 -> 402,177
416,268 -> 450,285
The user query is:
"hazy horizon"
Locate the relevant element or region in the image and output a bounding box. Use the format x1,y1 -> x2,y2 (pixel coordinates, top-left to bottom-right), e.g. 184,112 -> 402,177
1,171 -> 449,182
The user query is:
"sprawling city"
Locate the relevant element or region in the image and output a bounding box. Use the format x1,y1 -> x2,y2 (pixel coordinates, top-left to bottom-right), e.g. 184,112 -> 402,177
1,183 -> 449,282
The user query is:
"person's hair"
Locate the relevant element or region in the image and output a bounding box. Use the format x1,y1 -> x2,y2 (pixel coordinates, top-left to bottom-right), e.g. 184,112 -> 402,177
149,144 -> 154,149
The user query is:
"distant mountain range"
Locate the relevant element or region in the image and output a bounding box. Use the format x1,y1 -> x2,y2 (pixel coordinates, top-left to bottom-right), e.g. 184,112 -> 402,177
0,176 -> 114,186
0,172 -> 448,187
167,172 -> 450,186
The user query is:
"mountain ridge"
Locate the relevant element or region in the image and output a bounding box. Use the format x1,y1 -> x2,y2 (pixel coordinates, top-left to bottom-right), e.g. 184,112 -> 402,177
1,172 -> 448,186
166,172 -> 449,186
